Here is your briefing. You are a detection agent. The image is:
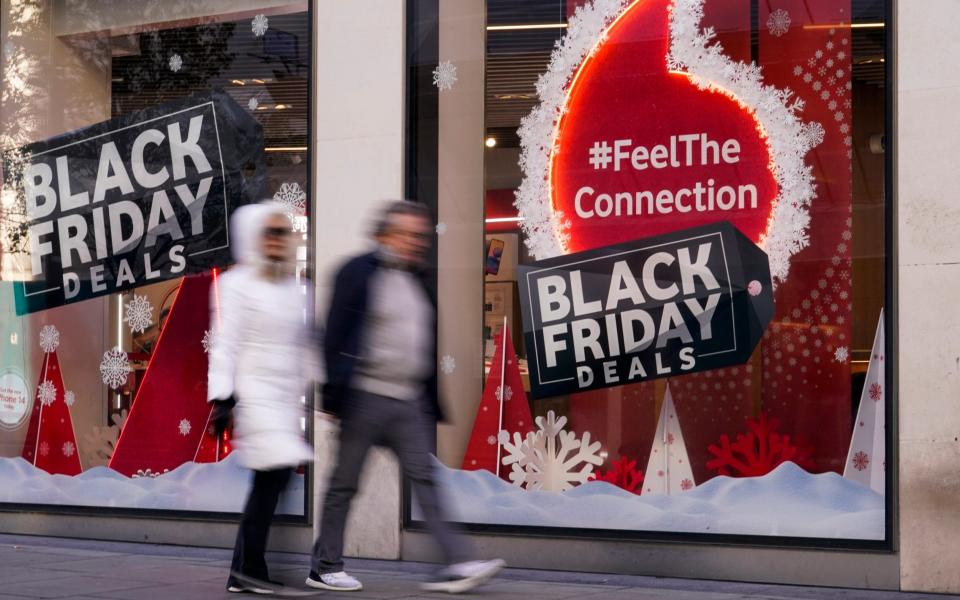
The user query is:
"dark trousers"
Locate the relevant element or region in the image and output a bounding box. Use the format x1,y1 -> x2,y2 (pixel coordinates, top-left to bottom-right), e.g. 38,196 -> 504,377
230,467 -> 293,581
311,390 -> 470,574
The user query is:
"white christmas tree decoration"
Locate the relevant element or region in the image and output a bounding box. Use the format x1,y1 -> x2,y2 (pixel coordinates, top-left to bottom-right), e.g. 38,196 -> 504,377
251,13 -> 269,37
498,410 -> 603,492
248,96 -> 259,111
273,182 -> 307,218
100,347 -> 132,390
435,222 -> 448,236
178,418 -> 192,437
440,354 -> 456,375
834,346 -> 849,363
123,294 -> 154,334
39,324 -> 60,353
168,53 -> 183,73
37,380 -> 57,407
432,60 -> 458,92
644,384 -> 696,495
62,441 -> 75,458
64,390 -> 76,407
766,9 -> 791,37
201,330 -> 212,353
843,312 -> 885,495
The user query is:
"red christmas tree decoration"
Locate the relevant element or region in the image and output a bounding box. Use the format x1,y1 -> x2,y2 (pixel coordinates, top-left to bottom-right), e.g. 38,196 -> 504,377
21,350 -> 82,475
110,274 -> 220,476
462,323 -> 533,479
706,413 -> 815,477
590,456 -> 644,494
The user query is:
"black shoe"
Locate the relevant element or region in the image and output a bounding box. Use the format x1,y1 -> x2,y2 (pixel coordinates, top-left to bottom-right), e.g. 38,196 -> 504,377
227,572 -> 281,594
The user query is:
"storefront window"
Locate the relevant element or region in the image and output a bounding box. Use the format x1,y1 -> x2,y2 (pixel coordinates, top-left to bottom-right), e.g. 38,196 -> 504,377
0,1 -> 311,514
411,0 -> 889,542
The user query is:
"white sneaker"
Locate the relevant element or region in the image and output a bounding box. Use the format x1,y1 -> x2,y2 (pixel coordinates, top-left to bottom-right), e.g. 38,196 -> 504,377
420,559 -> 506,593
305,570 -> 363,591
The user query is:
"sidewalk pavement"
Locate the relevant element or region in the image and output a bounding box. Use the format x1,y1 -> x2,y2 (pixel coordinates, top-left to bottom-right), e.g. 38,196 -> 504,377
0,534 -> 955,600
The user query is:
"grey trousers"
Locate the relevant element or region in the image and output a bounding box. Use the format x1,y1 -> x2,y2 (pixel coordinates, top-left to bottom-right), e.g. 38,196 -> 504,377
311,390 -> 471,574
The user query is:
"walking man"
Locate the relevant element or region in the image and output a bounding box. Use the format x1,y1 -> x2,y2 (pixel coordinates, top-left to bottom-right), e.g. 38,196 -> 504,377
307,200 -> 504,593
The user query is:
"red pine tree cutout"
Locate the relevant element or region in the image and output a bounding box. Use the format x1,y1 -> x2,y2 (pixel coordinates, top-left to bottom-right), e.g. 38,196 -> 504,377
589,456 -> 644,494
706,413 -> 815,477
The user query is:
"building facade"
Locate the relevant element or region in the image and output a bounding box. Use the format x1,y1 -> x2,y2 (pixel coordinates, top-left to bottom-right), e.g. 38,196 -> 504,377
0,0 -> 958,594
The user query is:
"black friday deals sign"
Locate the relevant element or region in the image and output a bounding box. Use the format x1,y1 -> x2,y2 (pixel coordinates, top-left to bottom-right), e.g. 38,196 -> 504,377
6,90 -> 265,315
517,222 -> 774,399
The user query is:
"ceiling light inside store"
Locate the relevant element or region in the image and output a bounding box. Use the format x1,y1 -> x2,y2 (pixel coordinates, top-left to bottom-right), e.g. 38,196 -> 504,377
803,22 -> 884,30
231,79 -> 246,85
485,137 -> 497,148
485,216 -> 525,223
487,23 -> 568,31
265,147 -> 308,152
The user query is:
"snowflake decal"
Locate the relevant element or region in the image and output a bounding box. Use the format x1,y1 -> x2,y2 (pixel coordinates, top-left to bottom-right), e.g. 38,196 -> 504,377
39,442 -> 49,457
201,330 -> 212,353
251,13 -> 269,37
435,222 -> 448,236
852,450 -> 869,471
432,60 -> 458,92
487,435 -> 497,446
495,384 -> 514,402
123,294 -> 154,334
273,182 -> 307,219
803,122 -> 825,148
37,380 -> 57,406
680,478 -> 694,491
666,432 -> 675,445
62,441 -> 75,458
64,390 -> 76,407
869,382 -> 882,401
39,325 -> 60,353
834,346 -> 849,363
440,354 -> 456,375
100,348 -> 132,390
248,96 -> 259,111
766,9 -> 791,37
498,410 -> 603,492
169,53 -> 183,73
178,418 -> 192,436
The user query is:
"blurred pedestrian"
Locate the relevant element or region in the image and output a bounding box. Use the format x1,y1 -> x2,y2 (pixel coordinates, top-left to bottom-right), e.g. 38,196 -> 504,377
306,200 -> 504,593
207,202 -> 315,594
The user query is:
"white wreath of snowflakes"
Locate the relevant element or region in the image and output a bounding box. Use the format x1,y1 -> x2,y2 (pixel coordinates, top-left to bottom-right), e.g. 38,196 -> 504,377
123,294 -> 154,334
515,0 -> 820,286
432,60 -> 458,92
251,14 -> 269,37
498,410 -> 603,492
100,348 -> 132,390
37,380 -> 57,406
39,324 -> 60,353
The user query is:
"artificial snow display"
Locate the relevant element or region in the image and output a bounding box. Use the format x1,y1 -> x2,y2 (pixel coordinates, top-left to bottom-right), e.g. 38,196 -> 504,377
168,53 -> 183,73
273,182 -> 307,219
498,410 -> 603,492
99,347 -> 132,390
707,413 -> 815,477
843,312 -> 885,495
251,13 -> 269,37
432,60 -> 458,92
429,458 -> 884,539
38,324 -> 60,353
37,380 -> 57,407
766,9 -> 791,37
123,294 -> 154,334
440,354 -> 456,375
0,453 -> 304,514
643,384 -> 696,495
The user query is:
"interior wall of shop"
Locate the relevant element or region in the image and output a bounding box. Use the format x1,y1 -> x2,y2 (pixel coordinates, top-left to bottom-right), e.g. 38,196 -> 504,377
895,0 -> 960,594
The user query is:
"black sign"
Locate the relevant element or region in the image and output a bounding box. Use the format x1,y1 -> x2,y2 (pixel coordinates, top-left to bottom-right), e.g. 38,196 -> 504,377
518,221 -> 774,399
5,90 -> 265,315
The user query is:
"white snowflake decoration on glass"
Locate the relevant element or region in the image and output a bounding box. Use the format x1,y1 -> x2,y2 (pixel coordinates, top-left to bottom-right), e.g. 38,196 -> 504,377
435,222 -> 448,236
498,410 -> 603,492
178,418 -> 192,436
123,294 -> 154,334
37,380 -> 56,406
201,330 -> 212,353
248,96 -> 259,111
273,182 -> 307,219
64,390 -> 76,407
495,384 -> 514,402
168,53 -> 183,73
251,13 -> 269,37
440,354 -> 456,375
432,60 -> 458,92
39,324 -> 60,353
100,347 -> 132,390
39,441 -> 50,457
62,441 -> 75,458
766,9 -> 792,37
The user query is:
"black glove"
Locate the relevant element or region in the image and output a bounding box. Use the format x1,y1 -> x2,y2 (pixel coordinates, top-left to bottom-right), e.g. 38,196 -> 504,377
211,396 -> 236,436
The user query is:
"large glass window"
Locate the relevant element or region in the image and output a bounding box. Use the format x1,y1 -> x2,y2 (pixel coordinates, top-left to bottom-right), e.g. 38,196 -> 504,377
0,0 -> 312,514
410,0 -> 889,543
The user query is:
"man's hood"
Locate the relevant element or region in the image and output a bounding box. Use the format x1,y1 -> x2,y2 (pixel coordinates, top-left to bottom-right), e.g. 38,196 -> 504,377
230,202 -> 288,266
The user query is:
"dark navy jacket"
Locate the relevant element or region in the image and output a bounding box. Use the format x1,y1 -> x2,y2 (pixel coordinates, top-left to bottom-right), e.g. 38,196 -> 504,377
321,251 -> 444,420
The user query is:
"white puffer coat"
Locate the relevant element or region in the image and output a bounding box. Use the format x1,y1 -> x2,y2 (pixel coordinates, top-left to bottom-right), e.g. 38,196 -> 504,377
207,203 -> 315,471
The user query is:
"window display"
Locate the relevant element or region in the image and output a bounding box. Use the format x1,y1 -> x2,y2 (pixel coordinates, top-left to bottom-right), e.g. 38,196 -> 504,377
0,1 -> 312,514
415,0 -> 888,542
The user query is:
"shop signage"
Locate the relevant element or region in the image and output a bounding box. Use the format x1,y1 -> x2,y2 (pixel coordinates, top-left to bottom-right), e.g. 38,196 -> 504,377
0,370 -> 30,429
4,90 -> 265,315
518,221 -> 773,399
